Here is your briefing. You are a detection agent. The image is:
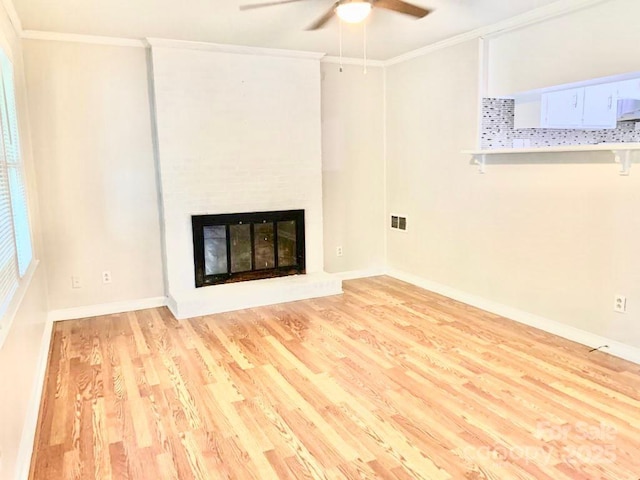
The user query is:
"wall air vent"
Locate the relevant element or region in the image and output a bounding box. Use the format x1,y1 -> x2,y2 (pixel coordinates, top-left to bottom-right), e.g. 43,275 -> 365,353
390,215 -> 407,231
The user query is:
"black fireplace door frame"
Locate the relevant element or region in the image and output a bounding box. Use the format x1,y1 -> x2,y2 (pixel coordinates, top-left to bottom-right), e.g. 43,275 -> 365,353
192,209 -> 306,287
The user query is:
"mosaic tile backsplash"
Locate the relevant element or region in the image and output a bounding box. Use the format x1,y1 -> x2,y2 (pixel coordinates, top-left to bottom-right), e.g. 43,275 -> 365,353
481,98 -> 640,149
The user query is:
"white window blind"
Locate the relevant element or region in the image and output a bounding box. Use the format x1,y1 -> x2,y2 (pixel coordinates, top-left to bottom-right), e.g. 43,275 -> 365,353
0,49 -> 32,321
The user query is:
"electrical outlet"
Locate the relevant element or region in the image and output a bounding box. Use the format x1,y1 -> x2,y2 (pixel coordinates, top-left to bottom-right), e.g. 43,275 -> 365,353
614,295 -> 626,313
71,276 -> 82,289
102,271 -> 112,284
336,246 -> 343,257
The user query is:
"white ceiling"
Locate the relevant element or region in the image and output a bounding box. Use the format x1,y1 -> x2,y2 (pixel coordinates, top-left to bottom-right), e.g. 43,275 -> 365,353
13,0 -> 564,60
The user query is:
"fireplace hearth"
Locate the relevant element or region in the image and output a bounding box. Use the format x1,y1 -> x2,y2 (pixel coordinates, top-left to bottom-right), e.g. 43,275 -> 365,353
192,210 -> 306,287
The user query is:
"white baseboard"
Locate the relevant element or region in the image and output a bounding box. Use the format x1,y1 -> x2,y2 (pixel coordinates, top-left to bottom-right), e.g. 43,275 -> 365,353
334,267 -> 387,281
15,317 -> 54,480
47,296 -> 167,322
387,268 -> 640,365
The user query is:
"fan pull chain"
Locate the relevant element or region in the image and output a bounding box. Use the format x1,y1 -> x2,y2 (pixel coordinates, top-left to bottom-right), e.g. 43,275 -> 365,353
363,22 -> 367,74
339,19 -> 343,73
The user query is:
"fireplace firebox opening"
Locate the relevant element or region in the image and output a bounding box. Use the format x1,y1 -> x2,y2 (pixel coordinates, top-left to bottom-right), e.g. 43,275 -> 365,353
192,210 -> 306,287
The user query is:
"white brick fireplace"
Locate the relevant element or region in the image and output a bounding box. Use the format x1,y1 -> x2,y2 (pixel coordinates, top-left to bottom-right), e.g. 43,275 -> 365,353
148,40 -> 341,318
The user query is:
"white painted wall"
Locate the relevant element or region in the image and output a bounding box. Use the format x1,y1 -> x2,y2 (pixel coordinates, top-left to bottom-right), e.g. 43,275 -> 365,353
321,63 -> 385,274
0,5 -> 49,480
3,3 -> 640,474
487,0 -> 640,96
23,40 -> 165,310
150,46 -> 324,298
386,37 -> 640,349
0,267 -> 48,479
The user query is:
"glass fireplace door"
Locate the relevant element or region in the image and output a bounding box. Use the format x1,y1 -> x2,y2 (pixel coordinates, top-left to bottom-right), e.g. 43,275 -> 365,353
193,210 -> 305,287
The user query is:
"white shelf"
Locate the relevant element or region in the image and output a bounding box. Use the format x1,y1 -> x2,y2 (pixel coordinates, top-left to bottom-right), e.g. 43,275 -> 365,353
463,143 -> 640,155
462,143 -> 640,175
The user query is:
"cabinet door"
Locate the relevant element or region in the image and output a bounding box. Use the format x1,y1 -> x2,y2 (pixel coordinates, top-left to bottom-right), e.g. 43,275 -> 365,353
582,83 -> 617,129
543,88 -> 584,128
616,78 -> 640,100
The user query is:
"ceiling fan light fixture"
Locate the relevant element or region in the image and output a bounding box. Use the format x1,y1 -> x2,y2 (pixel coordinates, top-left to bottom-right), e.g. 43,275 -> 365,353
335,1 -> 372,23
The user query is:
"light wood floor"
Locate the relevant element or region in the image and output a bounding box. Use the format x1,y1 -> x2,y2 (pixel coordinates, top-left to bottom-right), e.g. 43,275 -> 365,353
30,276 -> 640,479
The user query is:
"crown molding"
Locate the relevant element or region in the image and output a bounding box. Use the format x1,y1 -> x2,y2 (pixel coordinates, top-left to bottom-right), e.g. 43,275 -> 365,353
145,37 -> 325,60
321,55 -> 385,68
18,0 -> 611,66
21,30 -> 146,47
385,0 -> 610,66
20,32 -> 325,60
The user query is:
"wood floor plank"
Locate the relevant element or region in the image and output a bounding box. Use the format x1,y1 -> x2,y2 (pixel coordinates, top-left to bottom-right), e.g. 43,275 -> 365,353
29,276 -> 640,479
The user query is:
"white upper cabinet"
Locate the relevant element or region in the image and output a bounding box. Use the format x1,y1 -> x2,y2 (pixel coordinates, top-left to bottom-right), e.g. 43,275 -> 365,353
542,87 -> 584,128
541,83 -> 618,129
616,78 -> 640,100
512,72 -> 640,131
582,83 -> 617,129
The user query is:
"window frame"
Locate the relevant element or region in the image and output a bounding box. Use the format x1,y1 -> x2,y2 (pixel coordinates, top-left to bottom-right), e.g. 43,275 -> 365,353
0,44 -> 37,351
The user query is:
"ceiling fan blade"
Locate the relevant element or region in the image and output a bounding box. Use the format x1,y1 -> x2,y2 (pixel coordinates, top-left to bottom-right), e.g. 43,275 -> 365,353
306,5 -> 336,30
239,0 -> 307,11
374,0 -> 432,18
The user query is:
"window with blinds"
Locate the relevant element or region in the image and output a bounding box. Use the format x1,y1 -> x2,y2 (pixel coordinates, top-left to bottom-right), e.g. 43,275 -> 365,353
0,48 -> 33,321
